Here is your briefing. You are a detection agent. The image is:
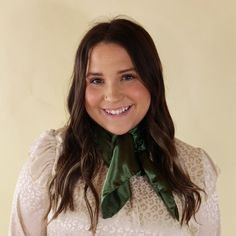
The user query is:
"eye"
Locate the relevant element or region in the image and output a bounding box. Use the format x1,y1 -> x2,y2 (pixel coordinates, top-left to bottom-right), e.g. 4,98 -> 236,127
122,74 -> 136,81
88,78 -> 104,85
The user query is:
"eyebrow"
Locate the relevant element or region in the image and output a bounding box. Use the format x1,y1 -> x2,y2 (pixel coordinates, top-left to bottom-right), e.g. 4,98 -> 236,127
117,67 -> 136,74
86,72 -> 103,77
86,67 -> 136,77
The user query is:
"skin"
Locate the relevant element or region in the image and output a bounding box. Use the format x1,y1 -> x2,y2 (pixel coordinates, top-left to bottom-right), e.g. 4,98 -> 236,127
85,42 -> 151,135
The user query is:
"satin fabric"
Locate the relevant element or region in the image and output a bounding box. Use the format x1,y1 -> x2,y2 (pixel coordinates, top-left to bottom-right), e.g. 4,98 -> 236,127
95,125 -> 179,220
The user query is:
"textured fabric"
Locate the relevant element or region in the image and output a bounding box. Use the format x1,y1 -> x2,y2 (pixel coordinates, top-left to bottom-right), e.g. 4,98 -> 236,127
8,129 -> 221,236
96,125 -> 178,220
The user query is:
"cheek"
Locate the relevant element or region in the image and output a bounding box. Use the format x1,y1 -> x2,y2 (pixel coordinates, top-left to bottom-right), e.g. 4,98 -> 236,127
129,83 -> 151,103
85,87 -> 101,108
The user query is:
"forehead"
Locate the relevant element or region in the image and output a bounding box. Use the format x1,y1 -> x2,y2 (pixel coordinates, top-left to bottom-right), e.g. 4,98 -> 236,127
87,42 -> 134,71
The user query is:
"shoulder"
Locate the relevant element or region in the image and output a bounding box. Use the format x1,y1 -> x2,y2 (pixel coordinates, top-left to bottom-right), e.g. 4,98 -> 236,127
27,127 -> 66,186
175,138 -> 219,195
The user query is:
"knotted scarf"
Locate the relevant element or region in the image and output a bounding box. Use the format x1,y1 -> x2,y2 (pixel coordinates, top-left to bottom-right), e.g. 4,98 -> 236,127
95,125 -> 179,221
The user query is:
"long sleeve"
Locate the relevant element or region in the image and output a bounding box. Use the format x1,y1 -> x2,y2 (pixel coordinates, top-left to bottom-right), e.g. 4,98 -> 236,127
195,149 -> 221,236
175,139 -> 221,236
8,129 -> 61,236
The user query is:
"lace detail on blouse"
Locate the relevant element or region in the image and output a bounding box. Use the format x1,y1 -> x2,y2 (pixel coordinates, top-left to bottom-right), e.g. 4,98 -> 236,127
8,130 -> 220,236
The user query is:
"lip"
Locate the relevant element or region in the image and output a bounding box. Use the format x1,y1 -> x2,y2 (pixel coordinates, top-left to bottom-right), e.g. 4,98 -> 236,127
102,105 -> 133,118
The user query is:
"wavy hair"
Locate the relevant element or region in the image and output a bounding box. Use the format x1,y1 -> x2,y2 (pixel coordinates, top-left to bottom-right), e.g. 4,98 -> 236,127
46,17 -> 204,233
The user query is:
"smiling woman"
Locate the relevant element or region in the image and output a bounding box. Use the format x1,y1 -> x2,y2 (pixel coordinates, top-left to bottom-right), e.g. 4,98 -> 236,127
8,18 -> 220,236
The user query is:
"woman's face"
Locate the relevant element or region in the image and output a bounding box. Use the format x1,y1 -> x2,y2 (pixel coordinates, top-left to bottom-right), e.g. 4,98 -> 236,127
85,42 -> 151,135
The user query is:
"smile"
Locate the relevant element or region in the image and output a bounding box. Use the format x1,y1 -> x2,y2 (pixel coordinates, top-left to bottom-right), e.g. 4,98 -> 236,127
103,106 -> 131,115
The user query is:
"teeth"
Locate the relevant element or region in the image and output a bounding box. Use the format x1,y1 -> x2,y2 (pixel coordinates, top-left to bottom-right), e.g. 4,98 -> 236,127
105,106 -> 130,115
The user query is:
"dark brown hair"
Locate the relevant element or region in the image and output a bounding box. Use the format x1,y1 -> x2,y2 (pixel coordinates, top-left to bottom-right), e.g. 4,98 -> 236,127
47,17 -> 204,233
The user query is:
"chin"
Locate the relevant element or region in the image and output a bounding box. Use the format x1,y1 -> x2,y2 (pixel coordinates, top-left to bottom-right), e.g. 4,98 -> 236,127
110,130 -> 128,135
104,126 -> 134,135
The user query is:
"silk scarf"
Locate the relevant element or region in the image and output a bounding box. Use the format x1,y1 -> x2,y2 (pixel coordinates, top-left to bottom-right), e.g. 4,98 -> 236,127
95,125 -> 179,220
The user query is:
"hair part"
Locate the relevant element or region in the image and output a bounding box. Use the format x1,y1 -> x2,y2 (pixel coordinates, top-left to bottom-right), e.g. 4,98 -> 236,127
46,17 -> 205,233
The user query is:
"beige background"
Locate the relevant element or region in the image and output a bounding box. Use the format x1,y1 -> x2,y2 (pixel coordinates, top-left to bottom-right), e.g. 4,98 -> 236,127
1,0 -> 235,235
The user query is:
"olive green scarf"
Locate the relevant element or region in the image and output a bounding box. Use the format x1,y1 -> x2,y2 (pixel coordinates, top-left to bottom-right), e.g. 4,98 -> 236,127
95,125 -> 179,220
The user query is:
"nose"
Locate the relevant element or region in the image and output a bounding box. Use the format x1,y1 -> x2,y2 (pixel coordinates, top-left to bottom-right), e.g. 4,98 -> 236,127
104,83 -> 123,102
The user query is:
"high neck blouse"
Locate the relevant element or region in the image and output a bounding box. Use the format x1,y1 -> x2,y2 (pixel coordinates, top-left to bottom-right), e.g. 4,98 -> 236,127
8,128 -> 220,236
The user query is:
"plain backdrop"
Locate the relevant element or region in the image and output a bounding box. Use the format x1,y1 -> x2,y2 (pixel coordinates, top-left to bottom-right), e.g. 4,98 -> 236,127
1,0 -> 235,235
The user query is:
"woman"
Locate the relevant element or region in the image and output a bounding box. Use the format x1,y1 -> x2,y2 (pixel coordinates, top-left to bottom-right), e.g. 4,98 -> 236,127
9,18 -> 220,236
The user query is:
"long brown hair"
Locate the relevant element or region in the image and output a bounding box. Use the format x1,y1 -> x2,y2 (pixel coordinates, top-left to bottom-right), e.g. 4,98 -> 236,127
47,17 -> 204,233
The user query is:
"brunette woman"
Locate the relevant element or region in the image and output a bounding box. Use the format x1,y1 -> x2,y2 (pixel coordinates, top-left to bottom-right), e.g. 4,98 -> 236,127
9,18 -> 220,236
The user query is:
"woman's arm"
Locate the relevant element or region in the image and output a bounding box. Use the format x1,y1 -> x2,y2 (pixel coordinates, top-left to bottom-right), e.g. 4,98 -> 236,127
197,190 -> 221,236
8,129 -> 59,236
8,162 -> 49,236
196,149 -> 221,236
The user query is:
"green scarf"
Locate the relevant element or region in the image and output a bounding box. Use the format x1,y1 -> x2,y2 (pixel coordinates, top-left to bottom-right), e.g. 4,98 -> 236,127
95,125 -> 179,220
